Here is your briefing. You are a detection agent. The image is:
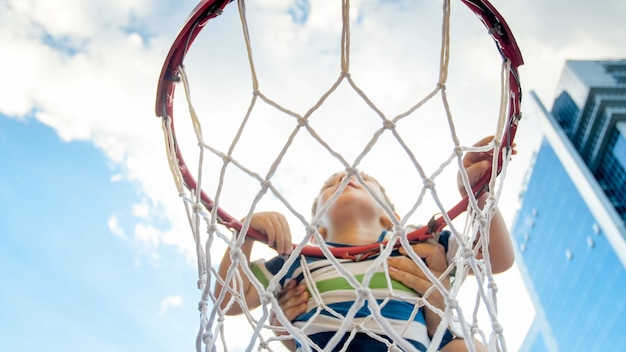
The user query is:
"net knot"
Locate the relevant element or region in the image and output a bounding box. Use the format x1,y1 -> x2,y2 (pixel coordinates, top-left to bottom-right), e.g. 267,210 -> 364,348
261,292 -> 274,305
383,119 -> 395,130
478,213 -> 488,227
230,247 -> 243,259
389,344 -> 402,352
423,178 -> 435,189
488,280 -> 499,292
492,321 -> 504,334
345,166 -> 358,176
207,224 -> 218,234
261,179 -> 272,191
461,247 -> 474,259
437,82 -> 446,90
202,332 -> 214,344
355,287 -> 370,299
222,154 -> 232,163
446,298 -> 459,310
392,224 -> 404,235
194,203 -> 209,215
297,116 -> 308,127
454,145 -> 463,157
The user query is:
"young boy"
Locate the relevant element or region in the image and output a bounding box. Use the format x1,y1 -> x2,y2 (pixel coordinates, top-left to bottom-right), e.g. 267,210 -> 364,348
215,136 -> 515,351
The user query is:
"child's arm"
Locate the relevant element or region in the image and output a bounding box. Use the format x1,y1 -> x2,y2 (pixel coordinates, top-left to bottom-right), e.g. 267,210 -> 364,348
215,211 -> 293,315
475,193 -> 515,274
458,135 -> 515,274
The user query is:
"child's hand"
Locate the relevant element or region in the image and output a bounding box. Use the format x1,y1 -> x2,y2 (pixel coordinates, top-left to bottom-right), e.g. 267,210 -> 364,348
272,280 -> 309,326
246,212 -> 293,255
387,239 -> 449,296
270,280 -> 308,350
457,136 -> 517,196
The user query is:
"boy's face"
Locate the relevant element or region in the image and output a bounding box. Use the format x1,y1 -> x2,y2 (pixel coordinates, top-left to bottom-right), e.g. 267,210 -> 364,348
315,172 -> 391,232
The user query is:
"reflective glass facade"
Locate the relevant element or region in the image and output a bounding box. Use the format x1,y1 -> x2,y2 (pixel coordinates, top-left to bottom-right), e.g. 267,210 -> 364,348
513,60 -> 626,351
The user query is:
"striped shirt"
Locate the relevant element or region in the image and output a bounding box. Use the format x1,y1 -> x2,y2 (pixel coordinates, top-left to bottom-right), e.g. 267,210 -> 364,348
250,231 -> 457,352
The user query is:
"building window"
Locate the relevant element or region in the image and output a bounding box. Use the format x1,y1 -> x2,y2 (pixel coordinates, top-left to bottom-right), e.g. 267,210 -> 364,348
594,127 -> 626,224
551,91 -> 579,136
603,62 -> 626,84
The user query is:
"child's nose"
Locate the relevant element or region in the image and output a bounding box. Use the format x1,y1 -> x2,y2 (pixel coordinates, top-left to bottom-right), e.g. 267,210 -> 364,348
340,174 -> 355,182
342,174 -> 360,185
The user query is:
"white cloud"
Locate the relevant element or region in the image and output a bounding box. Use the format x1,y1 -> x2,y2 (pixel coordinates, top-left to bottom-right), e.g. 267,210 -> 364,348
108,215 -> 126,239
134,223 -> 162,246
133,201 -> 151,219
110,173 -> 124,182
0,0 -> 194,255
160,295 -> 183,315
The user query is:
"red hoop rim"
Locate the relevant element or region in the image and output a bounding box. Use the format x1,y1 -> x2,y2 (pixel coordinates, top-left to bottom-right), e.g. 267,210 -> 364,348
154,0 -> 523,260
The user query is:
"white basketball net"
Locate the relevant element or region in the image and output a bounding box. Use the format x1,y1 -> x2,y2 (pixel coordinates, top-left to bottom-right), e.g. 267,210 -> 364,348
159,0 -> 519,351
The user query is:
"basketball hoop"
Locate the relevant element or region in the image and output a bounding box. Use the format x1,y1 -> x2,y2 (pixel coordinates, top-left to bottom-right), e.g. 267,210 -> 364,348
155,0 -> 523,351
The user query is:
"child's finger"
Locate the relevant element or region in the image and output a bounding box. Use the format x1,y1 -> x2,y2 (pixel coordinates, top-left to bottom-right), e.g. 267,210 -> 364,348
473,135 -> 495,147
388,260 -> 431,295
277,282 -> 308,321
274,215 -> 292,255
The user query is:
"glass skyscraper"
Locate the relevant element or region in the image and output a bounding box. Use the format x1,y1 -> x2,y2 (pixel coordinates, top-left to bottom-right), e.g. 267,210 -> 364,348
512,60 -> 626,351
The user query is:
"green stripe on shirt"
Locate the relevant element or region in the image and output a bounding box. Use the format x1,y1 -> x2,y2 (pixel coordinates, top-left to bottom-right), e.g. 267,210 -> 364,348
315,272 -> 414,294
250,262 -> 270,289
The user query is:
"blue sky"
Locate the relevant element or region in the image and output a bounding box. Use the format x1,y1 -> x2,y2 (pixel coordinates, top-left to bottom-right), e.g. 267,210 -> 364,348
0,115 -> 199,351
1,0 -> 625,351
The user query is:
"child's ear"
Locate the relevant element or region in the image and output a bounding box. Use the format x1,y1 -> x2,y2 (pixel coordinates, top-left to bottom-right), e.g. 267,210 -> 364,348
380,212 -> 400,230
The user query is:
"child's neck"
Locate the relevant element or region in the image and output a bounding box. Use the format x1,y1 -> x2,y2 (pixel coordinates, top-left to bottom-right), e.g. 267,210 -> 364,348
326,223 -> 386,245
